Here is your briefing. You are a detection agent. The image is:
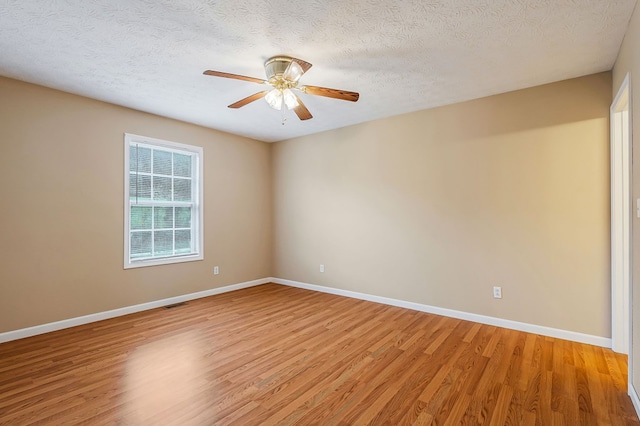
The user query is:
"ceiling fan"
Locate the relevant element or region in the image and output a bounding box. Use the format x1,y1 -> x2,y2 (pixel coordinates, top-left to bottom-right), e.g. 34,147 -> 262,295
203,56 -> 359,121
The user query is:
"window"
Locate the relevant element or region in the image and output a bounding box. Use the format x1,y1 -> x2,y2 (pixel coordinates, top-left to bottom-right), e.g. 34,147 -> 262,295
124,133 -> 203,268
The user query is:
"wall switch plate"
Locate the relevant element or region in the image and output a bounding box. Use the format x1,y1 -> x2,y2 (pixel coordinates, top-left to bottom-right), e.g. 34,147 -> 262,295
320,264 -> 325,273
493,286 -> 502,299
214,266 -> 219,275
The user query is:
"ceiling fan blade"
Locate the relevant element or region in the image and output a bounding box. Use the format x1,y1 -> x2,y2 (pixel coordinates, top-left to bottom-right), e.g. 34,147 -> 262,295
292,95 -> 313,120
203,70 -> 266,85
228,91 -> 270,108
300,85 -> 359,102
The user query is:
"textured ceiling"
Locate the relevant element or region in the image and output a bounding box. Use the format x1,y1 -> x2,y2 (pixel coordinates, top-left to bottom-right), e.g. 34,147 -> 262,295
0,0 -> 636,142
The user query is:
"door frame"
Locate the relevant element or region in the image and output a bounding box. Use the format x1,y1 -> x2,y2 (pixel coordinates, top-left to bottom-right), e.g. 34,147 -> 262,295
611,73 -> 631,355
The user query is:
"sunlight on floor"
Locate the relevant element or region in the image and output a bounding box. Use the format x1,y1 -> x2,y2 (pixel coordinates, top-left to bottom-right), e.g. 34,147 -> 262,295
121,331 -> 210,423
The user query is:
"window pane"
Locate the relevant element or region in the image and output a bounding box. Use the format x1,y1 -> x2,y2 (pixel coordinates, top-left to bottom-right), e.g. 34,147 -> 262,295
174,153 -> 191,177
153,176 -> 172,201
153,150 -> 172,175
129,146 -> 136,171
129,173 -> 136,199
130,174 -> 151,201
174,178 -> 191,202
154,207 -> 173,229
154,230 -> 173,256
131,231 -> 152,258
131,206 -> 152,230
175,230 -> 191,253
130,146 -> 151,173
175,207 -> 191,228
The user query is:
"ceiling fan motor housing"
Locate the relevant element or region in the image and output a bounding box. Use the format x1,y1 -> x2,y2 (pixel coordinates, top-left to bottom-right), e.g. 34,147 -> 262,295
264,56 -> 294,82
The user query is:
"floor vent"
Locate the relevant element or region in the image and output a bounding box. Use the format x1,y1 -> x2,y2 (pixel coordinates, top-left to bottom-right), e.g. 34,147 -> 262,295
163,302 -> 187,309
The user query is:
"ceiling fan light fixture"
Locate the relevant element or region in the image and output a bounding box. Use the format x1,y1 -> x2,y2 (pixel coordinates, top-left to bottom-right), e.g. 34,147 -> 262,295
265,88 -> 283,110
283,61 -> 304,82
283,89 -> 298,110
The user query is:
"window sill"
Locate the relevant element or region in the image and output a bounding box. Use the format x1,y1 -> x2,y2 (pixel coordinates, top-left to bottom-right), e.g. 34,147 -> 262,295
124,253 -> 204,269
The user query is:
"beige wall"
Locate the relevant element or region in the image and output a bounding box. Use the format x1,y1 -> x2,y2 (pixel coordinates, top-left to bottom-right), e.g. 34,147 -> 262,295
273,73 -> 612,338
0,77 -> 272,333
613,2 -> 640,394
0,71 -> 613,339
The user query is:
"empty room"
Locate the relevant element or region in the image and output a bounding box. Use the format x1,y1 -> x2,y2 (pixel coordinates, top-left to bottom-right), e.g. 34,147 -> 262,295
2,0 -> 640,424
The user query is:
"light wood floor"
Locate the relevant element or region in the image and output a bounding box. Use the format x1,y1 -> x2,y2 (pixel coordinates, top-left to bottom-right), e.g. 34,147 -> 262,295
0,283 -> 637,425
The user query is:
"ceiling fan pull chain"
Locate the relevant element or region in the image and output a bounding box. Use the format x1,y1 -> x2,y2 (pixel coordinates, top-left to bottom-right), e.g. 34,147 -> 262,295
281,104 -> 287,126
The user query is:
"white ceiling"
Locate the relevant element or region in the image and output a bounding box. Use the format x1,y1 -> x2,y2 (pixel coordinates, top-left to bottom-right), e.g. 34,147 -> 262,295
0,0 -> 636,142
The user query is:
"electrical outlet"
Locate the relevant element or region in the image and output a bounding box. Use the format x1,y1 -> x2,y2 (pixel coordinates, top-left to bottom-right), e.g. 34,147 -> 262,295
319,264 -> 325,273
493,286 -> 502,299
214,266 -> 219,275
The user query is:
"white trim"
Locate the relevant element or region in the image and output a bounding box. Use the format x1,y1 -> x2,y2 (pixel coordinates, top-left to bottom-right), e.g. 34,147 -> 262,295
124,133 -> 204,269
0,278 -> 269,344
631,384 -> 640,418
611,72 -> 632,354
271,278 -> 612,348
1,276 -> 614,349
613,73 -> 631,111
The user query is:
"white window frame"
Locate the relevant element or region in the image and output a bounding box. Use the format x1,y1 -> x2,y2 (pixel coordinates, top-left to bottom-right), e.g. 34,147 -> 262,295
124,133 -> 203,269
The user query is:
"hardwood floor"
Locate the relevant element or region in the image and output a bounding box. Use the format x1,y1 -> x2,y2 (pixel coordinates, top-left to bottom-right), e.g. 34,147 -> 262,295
0,283 -> 637,425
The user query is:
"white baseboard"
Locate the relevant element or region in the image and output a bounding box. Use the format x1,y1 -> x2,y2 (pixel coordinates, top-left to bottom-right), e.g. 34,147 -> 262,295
270,277 -> 612,348
0,278 -> 269,344
1,276 -> 612,349
631,384 -> 640,419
